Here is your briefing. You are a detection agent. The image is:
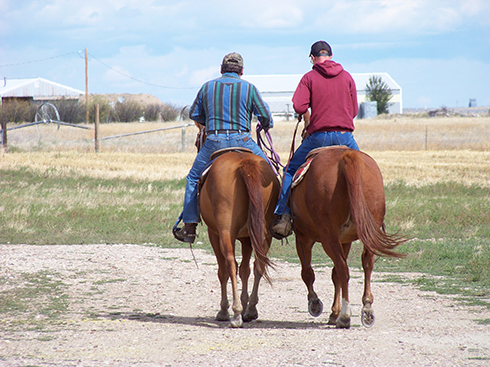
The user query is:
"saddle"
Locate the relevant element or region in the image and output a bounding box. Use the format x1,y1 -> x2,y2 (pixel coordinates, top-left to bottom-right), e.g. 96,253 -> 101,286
291,146 -> 348,188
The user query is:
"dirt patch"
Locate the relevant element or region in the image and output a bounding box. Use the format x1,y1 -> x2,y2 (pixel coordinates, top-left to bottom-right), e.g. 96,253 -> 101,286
1,244 -> 489,366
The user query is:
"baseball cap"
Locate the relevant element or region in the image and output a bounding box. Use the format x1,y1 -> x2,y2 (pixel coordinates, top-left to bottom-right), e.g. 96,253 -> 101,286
222,52 -> 243,67
310,41 -> 332,57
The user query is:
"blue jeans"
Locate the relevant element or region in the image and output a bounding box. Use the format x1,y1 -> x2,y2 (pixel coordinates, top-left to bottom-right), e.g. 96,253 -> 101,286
182,132 -> 268,223
274,131 -> 360,216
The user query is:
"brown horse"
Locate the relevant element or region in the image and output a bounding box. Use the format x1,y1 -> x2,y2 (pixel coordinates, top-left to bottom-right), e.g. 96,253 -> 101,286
290,146 -> 406,328
197,129 -> 280,328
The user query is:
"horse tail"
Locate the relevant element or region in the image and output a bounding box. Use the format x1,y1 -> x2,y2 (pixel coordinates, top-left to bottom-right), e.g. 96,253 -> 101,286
340,151 -> 407,258
239,158 -> 273,281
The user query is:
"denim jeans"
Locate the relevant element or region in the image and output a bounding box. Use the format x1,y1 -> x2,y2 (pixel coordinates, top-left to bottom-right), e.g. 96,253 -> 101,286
274,131 -> 360,216
182,132 -> 268,223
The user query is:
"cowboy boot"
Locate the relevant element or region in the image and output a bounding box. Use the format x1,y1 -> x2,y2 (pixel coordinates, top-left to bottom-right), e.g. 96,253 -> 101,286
270,214 -> 292,239
173,223 -> 197,243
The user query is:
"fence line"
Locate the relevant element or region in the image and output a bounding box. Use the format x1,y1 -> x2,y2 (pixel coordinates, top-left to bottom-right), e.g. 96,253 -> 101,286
98,123 -> 193,140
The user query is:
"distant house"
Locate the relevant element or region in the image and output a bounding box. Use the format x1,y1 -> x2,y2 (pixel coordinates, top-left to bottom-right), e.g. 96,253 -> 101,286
245,72 -> 402,118
0,77 -> 84,105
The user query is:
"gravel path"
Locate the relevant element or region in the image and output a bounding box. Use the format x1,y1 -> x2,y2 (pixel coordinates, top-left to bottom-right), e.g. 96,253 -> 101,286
1,244 -> 489,366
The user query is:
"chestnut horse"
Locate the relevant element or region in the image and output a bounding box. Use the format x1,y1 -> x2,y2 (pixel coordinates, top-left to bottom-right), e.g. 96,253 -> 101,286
290,146 -> 406,328
196,128 -> 280,328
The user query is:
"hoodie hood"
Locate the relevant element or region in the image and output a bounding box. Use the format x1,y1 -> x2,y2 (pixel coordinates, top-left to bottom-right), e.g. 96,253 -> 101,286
313,60 -> 344,78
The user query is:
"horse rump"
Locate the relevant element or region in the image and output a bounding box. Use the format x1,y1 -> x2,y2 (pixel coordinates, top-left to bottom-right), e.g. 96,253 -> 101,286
340,150 -> 407,258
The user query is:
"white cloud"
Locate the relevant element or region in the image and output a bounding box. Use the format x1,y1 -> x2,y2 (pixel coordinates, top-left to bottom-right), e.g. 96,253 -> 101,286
189,66 -> 220,87
310,0 -> 490,35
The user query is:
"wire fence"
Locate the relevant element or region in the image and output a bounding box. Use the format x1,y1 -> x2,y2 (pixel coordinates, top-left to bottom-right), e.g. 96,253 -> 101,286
2,115 -> 489,154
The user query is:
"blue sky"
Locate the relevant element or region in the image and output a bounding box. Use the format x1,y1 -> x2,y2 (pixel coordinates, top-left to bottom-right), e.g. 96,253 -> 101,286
1,0 -> 489,109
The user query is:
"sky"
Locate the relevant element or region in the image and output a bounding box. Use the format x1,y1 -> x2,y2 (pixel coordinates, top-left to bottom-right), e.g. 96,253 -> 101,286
1,0 -> 489,110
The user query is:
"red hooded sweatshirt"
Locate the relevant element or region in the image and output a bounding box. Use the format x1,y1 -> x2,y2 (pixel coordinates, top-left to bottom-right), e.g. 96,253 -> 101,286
292,60 -> 358,135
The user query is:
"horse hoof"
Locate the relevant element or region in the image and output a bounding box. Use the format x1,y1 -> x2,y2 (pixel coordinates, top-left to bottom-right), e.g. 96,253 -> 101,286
361,306 -> 375,327
242,307 -> 258,322
216,310 -> 230,322
327,313 -> 338,325
308,298 -> 323,317
230,314 -> 243,328
336,315 -> 351,329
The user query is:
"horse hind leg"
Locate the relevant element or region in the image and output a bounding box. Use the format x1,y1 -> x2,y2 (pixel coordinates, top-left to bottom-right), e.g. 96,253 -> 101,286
321,239 -> 351,328
210,232 -> 230,322
361,247 -> 376,327
242,259 -> 262,322
329,241 -> 353,326
224,246 -> 243,328
296,234 -> 323,317
239,238 -> 258,322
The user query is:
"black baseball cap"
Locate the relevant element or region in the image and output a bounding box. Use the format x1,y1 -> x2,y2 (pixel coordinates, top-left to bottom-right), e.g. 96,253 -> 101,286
310,41 -> 332,57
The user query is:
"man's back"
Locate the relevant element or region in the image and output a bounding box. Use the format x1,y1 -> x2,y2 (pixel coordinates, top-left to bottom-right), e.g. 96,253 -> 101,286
293,60 -> 358,135
190,72 -> 271,132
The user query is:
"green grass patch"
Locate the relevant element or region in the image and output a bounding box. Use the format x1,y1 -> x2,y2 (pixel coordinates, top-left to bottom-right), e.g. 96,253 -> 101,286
1,167 -> 490,307
0,270 -> 69,331
0,166 -> 191,247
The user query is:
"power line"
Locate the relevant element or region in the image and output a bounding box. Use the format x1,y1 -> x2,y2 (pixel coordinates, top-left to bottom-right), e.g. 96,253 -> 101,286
87,52 -> 196,90
0,52 -> 79,68
0,50 -> 197,90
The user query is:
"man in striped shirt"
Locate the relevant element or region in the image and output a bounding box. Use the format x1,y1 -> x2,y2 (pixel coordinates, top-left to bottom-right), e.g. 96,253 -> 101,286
173,52 -> 273,244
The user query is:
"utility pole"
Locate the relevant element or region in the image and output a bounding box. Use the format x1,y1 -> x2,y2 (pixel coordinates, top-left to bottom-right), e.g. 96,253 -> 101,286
85,47 -> 89,124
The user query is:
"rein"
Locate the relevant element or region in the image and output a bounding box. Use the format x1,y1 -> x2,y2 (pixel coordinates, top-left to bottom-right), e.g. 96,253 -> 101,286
256,123 -> 283,177
276,115 -> 303,211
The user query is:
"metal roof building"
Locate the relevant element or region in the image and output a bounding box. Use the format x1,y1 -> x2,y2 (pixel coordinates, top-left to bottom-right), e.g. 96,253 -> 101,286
0,77 -> 84,104
245,73 -> 402,117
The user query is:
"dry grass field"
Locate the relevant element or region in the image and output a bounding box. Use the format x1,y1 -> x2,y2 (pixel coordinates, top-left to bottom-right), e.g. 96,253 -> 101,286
1,115 -> 489,186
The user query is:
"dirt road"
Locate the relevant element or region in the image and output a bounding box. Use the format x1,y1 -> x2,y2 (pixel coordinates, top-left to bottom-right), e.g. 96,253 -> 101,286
1,244 -> 489,366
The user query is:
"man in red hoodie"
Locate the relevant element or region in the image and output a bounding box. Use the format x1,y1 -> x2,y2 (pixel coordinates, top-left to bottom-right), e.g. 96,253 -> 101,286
270,40 -> 360,239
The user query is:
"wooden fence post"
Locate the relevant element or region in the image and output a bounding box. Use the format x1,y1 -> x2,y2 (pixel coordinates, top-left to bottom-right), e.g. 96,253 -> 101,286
1,121 -> 7,153
95,104 -> 99,152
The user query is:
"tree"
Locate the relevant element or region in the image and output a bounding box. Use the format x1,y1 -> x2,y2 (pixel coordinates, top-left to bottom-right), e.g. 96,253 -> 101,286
365,75 -> 393,115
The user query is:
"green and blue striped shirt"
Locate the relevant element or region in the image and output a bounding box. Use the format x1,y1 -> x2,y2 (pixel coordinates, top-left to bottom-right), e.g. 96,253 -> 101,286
189,72 -> 273,131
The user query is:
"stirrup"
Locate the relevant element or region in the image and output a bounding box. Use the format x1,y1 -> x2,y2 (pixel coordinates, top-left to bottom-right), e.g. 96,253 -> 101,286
270,215 -> 292,240
173,225 -> 196,244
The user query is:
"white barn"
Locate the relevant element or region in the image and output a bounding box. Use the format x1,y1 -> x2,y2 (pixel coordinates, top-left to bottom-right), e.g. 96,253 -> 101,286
245,73 -> 402,118
0,77 -> 84,105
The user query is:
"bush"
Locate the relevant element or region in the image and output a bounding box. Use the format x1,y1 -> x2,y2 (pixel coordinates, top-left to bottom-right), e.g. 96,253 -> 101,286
1,96 -> 182,125
110,101 -> 143,123
52,98 -> 86,124
160,103 -> 180,121
0,100 -> 37,123
144,103 -> 162,121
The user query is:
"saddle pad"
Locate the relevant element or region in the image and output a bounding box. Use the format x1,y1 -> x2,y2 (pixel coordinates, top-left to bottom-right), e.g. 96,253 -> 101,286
291,158 -> 314,189
210,147 -> 253,161
305,145 -> 349,161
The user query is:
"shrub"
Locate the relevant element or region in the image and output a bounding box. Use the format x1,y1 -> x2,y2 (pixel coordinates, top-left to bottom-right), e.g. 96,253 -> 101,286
52,98 -> 85,124
0,100 -> 37,123
110,100 -> 143,123
144,103 -> 162,121
160,103 -> 180,121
